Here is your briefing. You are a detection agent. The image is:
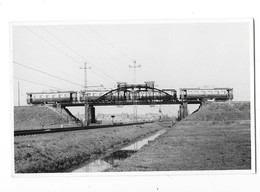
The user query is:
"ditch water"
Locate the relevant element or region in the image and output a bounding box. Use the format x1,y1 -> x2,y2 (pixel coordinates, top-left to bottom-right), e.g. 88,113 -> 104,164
71,129 -> 166,172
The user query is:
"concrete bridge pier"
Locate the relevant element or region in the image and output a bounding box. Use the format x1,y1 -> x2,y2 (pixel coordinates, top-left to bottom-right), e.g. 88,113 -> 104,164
178,102 -> 188,120
90,105 -> 96,124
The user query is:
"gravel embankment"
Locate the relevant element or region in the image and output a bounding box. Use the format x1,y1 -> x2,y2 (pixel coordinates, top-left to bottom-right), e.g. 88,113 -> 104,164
108,101 -> 251,171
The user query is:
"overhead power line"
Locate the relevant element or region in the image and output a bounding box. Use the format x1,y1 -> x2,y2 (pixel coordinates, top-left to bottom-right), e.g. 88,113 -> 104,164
14,49 -> 84,83
14,61 -> 84,87
90,69 -> 115,84
72,28 -> 127,67
88,26 -> 134,62
41,26 -> 118,83
24,26 -> 118,85
14,77 -> 63,90
25,26 -> 83,67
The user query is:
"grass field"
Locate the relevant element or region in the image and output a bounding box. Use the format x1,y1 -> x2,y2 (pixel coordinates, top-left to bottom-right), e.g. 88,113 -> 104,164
109,121 -> 251,171
108,101 -> 252,171
14,123 -> 164,173
14,106 -> 79,131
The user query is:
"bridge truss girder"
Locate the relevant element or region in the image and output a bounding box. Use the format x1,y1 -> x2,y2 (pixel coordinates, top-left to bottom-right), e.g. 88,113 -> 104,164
94,85 -> 177,106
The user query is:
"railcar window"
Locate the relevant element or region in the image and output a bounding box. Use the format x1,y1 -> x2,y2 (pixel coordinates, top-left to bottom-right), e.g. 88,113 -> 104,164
194,91 -> 199,94
214,91 -> 219,94
201,91 -> 206,94
208,91 -> 212,94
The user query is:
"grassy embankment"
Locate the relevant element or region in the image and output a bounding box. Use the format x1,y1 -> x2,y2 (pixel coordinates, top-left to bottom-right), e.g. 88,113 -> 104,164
14,123 -> 164,173
109,101 -> 251,171
14,106 -> 79,131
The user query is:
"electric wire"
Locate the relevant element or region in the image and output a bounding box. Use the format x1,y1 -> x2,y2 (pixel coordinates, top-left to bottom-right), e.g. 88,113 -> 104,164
72,28 -> 127,66
24,26 -> 118,86
90,69 -> 115,84
14,77 -> 63,90
25,26 -> 83,67
14,61 -> 84,87
41,26 -> 118,83
87,26 -> 134,62
13,49 -> 85,83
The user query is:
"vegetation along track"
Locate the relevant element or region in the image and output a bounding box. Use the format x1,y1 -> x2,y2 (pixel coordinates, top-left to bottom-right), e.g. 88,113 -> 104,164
14,122 -> 151,136
14,122 -> 164,173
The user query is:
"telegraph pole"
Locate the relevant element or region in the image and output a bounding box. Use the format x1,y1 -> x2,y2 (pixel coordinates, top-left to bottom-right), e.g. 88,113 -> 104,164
129,60 -> 141,84
80,62 -> 91,127
129,60 -> 141,124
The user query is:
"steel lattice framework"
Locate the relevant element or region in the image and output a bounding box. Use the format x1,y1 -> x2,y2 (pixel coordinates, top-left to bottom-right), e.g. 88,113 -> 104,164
93,84 -> 178,106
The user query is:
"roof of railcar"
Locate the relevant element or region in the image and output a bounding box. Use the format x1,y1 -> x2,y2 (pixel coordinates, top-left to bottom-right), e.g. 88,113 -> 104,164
26,91 -> 77,94
162,89 -> 177,92
180,88 -> 233,91
80,89 -> 112,92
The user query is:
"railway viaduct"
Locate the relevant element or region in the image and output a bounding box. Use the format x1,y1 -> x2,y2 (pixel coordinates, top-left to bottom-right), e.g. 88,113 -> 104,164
56,84 -> 201,125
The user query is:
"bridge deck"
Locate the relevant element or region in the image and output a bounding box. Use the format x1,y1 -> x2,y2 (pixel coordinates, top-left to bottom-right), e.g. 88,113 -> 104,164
60,100 -> 202,107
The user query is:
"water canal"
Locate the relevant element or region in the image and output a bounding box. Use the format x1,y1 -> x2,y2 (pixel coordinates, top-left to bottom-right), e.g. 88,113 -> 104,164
71,129 -> 167,172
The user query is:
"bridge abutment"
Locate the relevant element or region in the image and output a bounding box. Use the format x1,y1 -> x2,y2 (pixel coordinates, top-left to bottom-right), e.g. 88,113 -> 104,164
90,105 -> 96,123
178,102 -> 188,120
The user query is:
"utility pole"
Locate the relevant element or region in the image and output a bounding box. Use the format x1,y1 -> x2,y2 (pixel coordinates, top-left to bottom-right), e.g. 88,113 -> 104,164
129,60 -> 141,124
80,62 -> 91,127
129,60 -> 141,84
18,81 -> 20,107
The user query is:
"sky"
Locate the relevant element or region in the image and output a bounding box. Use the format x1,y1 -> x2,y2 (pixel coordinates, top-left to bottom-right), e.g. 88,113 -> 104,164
12,21 -> 252,115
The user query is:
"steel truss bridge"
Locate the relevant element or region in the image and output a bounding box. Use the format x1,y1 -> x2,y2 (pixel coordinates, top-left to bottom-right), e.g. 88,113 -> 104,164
60,84 -> 200,108
57,83 -> 196,123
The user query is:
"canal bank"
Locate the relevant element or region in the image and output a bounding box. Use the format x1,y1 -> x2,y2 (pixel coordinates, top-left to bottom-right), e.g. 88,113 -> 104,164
108,102 -> 252,172
14,122 -> 168,173
69,129 -> 167,172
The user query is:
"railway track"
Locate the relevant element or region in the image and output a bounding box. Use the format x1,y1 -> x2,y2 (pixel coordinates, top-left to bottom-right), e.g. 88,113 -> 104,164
14,122 -> 153,137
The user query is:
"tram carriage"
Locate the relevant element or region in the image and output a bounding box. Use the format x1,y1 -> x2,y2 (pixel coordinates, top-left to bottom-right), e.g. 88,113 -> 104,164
26,91 -> 78,105
179,87 -> 233,101
79,89 -> 112,102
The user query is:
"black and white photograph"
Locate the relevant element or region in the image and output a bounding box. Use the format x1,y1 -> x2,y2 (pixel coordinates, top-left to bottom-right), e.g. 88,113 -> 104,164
1,1 -> 260,191
12,20 -> 255,174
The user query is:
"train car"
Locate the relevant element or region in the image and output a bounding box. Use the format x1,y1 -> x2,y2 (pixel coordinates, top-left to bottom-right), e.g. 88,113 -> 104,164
79,89 -> 111,102
26,91 -> 78,105
162,89 -> 177,101
134,89 -> 177,102
179,88 -> 233,101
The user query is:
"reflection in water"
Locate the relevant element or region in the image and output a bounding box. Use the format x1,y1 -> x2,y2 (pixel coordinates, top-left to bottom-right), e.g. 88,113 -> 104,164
122,129 -> 166,151
72,129 -> 166,172
73,159 -> 111,172
72,150 -> 137,172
